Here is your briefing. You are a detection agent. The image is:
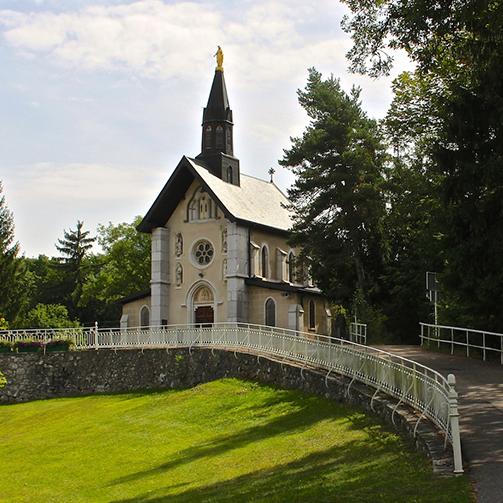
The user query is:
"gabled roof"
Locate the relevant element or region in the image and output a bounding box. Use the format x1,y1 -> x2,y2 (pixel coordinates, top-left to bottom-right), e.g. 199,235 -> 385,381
137,156 -> 293,234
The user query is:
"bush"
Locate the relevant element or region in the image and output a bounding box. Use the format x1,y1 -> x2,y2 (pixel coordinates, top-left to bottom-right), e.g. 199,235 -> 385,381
0,341 -> 13,353
45,338 -> 74,352
14,340 -> 44,353
16,304 -> 80,329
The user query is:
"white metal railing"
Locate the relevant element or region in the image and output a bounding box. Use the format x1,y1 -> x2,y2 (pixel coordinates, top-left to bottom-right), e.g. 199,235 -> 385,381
0,322 -> 463,473
349,321 -> 367,345
420,322 -> 503,365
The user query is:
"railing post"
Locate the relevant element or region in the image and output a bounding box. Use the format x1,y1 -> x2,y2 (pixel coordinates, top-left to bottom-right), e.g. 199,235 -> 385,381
466,331 -> 469,357
483,333 -> 486,361
451,328 -> 454,355
94,321 -> 99,350
447,374 -> 464,474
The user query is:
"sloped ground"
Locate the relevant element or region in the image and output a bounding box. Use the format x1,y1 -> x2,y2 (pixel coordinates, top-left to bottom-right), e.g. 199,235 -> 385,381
0,378 -> 472,502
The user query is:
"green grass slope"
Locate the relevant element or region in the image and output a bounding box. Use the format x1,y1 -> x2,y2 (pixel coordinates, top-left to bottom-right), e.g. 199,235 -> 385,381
0,379 -> 472,502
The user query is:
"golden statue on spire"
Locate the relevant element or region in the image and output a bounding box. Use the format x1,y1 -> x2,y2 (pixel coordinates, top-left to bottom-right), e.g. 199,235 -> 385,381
214,46 -> 224,72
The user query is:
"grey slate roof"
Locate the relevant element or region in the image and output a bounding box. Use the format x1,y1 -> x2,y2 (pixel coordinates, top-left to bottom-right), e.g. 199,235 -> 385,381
187,158 -> 293,232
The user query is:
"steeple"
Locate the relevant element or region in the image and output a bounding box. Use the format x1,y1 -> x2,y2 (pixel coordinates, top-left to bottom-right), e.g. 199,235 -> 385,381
196,47 -> 240,186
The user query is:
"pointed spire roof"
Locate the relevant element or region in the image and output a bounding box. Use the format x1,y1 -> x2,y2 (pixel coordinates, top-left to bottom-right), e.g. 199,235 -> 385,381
203,70 -> 233,123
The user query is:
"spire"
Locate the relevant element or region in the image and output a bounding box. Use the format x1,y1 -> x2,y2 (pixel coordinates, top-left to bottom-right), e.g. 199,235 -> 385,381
196,47 -> 240,186
202,70 -> 232,124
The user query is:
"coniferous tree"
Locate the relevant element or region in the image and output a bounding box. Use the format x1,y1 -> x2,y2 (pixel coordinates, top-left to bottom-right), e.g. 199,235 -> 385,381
0,181 -> 27,325
280,69 -> 387,306
55,220 -> 95,316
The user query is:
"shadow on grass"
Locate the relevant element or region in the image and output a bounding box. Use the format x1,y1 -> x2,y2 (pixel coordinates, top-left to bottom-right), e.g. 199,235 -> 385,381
108,388 -> 338,488
110,437 -> 466,503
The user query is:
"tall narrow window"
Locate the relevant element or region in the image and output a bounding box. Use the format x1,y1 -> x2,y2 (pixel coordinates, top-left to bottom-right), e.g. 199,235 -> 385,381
140,306 -> 150,327
261,246 -> 268,278
227,166 -> 233,184
308,300 -> 316,329
265,298 -> 276,327
205,126 -> 212,148
215,125 -> 224,147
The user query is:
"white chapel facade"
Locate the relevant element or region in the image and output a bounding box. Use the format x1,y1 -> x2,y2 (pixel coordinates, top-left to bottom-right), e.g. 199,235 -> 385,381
121,53 -> 332,334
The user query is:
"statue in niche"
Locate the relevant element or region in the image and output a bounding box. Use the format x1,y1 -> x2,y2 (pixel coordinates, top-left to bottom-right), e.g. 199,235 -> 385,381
222,227 -> 227,253
223,258 -> 228,279
176,263 -> 183,287
175,233 -> 183,257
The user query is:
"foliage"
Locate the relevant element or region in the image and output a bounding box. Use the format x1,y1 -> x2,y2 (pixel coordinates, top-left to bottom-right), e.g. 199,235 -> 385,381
13,340 -> 44,353
0,181 -> 29,326
55,220 -> 96,315
45,338 -> 74,352
0,371 -> 5,389
0,316 -> 8,330
80,216 -> 150,326
0,341 -> 13,353
19,304 -> 80,329
343,0 -> 503,331
0,379 -> 473,502
280,68 -> 387,305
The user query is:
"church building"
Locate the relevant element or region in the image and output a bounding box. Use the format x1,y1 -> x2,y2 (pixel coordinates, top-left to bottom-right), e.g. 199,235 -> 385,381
121,50 -> 332,334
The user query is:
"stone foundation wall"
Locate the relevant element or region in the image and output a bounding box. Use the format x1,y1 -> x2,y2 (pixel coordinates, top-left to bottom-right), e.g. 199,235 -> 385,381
0,348 -> 454,475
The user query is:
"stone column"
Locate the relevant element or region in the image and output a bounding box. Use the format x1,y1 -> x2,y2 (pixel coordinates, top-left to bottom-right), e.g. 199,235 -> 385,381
226,221 -> 249,322
150,226 -> 170,326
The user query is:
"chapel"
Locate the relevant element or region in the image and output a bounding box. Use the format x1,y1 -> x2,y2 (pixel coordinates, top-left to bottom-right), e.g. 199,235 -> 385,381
120,49 -> 332,334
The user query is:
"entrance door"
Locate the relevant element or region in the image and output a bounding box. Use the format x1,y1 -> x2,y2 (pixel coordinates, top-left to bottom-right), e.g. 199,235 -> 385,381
195,306 -> 214,327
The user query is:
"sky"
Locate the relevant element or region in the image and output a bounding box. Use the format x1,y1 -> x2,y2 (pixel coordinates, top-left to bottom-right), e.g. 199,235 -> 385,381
0,0 -> 411,257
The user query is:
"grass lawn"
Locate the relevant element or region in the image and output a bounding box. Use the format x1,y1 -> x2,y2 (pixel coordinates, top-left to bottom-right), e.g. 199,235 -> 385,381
0,378 -> 473,502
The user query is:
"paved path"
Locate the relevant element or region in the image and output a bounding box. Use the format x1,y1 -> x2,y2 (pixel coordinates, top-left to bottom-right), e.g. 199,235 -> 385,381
380,346 -> 503,503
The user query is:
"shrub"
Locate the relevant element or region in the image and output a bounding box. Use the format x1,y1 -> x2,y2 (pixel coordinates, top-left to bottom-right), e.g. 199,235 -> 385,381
45,338 -> 74,352
14,340 -> 44,353
16,304 -> 80,329
0,341 -> 13,353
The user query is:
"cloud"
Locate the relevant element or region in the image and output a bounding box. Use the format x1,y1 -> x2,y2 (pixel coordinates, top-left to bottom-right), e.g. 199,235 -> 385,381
0,0 -> 352,83
4,162 -> 163,256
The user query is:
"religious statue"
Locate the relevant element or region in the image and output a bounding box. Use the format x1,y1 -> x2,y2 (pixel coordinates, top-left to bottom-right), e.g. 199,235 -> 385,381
176,263 -> 183,287
214,46 -> 224,71
222,227 -> 227,253
175,233 -> 183,257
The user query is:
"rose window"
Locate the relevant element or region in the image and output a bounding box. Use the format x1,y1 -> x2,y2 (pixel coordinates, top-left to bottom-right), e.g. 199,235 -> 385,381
193,240 -> 214,266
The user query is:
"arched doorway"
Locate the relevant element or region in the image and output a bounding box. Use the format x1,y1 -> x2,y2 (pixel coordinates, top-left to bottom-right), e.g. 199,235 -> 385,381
192,284 -> 215,326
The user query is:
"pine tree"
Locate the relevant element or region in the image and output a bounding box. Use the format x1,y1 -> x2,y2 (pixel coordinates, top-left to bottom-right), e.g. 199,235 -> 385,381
280,69 -> 387,305
55,220 -> 95,314
0,181 -> 26,324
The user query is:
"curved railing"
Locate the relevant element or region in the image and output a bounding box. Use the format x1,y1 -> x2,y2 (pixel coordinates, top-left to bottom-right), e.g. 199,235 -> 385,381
0,322 -> 463,473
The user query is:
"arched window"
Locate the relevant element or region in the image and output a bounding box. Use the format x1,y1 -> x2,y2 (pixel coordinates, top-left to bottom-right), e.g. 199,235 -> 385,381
227,166 -> 233,184
308,300 -> 316,329
261,246 -> 268,278
205,126 -> 212,149
226,128 -> 232,151
215,125 -> 224,147
140,306 -> 150,327
187,187 -> 216,221
265,298 -> 276,327
288,252 -> 295,283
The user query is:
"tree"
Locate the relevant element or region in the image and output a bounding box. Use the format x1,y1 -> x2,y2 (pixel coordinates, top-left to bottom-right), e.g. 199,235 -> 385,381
0,181 -> 28,325
343,0 -> 503,330
280,69 -> 387,306
20,303 -> 80,329
80,216 -> 150,326
55,221 -> 96,315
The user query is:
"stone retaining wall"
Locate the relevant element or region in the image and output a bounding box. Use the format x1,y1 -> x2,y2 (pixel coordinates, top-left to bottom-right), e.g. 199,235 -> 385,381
0,348 -> 454,475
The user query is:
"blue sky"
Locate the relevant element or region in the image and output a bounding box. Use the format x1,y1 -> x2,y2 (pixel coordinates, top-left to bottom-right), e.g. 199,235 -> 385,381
0,0 -> 411,257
